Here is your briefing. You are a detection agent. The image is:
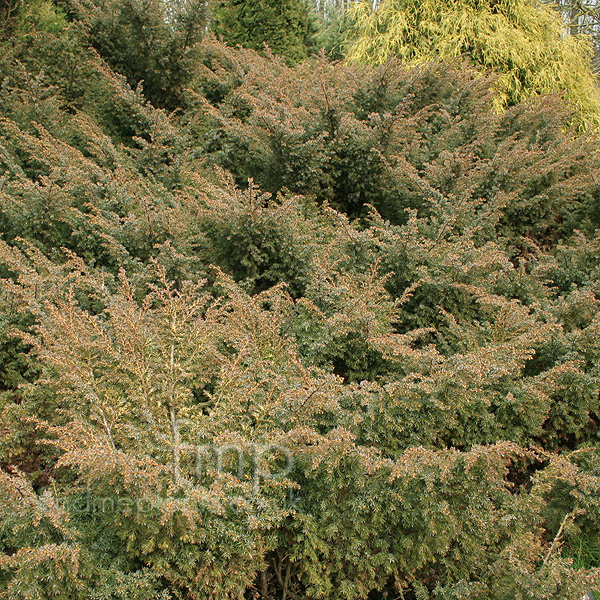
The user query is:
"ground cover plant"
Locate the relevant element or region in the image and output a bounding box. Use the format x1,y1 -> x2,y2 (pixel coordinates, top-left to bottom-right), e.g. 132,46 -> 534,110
1,1 -> 600,599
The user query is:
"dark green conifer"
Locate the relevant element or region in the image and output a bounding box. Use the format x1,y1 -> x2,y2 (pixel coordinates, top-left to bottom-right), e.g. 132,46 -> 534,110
212,0 -> 316,63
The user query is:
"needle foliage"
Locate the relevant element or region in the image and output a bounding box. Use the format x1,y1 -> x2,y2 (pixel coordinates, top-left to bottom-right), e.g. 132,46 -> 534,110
0,3 -> 600,599
346,0 -> 600,125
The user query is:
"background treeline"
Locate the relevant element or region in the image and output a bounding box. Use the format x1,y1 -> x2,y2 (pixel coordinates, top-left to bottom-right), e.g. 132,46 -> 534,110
1,1 -> 600,599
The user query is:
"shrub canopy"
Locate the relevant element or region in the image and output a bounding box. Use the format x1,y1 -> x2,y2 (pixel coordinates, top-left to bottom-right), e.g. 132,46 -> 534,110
0,4 -> 600,599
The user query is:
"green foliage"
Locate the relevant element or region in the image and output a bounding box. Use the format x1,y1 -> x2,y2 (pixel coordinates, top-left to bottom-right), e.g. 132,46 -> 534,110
68,0 -> 208,109
190,47 -> 600,237
308,0 -> 356,60
346,0 -> 600,126
1,0 -> 67,39
17,0 -> 68,34
212,0 -> 317,64
2,13 -> 600,600
181,175 -> 318,297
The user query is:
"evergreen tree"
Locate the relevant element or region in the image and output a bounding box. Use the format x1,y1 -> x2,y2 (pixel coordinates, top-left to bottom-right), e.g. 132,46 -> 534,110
212,0 -> 316,63
69,0 -> 209,109
1,0 -> 67,39
542,0 -> 600,72
346,0 -> 600,125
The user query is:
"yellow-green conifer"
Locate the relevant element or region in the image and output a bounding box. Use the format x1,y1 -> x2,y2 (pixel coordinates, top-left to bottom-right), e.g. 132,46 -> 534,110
347,0 -> 600,125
